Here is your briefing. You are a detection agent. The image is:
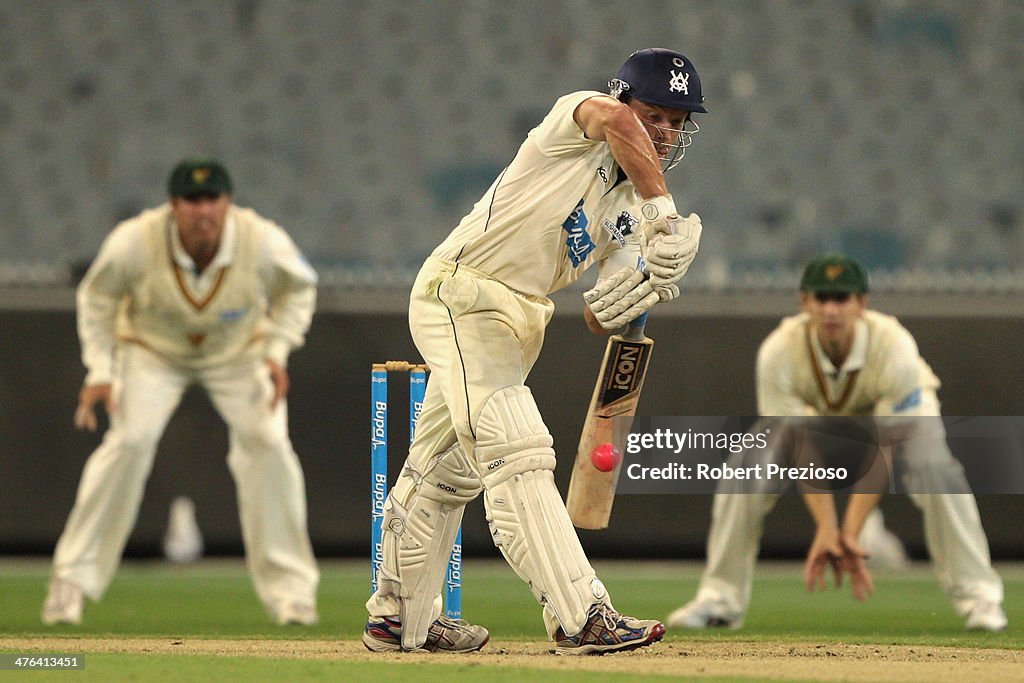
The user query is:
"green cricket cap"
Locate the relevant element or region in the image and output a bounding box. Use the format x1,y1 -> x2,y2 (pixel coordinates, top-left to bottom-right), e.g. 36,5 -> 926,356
168,158 -> 233,197
800,253 -> 869,293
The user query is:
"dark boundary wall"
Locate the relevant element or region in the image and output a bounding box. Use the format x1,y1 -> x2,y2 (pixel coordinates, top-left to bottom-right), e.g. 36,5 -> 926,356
2,308 -> 1022,560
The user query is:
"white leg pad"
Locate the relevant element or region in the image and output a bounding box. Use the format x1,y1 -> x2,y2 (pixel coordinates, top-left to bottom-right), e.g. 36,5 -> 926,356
475,385 -> 557,483
486,470 -> 608,636
475,385 -> 608,635
375,442 -> 482,649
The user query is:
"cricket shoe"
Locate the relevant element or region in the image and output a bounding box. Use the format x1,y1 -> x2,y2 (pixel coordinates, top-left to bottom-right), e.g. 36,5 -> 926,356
273,602 -> 319,626
858,511 -> 910,571
665,598 -> 743,630
964,601 -> 1008,632
554,603 -> 665,655
41,578 -> 84,626
362,615 -> 490,652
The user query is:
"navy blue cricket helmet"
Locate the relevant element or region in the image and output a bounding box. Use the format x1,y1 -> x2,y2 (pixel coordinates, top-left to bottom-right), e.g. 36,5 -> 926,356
609,48 -> 707,114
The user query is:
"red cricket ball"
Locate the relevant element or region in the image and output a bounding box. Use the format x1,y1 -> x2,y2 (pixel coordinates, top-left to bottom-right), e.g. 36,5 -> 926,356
590,442 -> 622,472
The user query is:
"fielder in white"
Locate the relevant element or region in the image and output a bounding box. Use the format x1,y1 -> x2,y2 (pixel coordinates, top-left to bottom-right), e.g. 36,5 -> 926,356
667,253 -> 1007,632
42,159 -> 320,626
363,48 -> 707,654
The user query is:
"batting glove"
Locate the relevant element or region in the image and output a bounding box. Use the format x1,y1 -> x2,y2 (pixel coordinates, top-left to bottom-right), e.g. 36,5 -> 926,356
645,213 -> 702,288
653,283 -> 680,303
637,195 -> 679,241
584,267 -> 660,330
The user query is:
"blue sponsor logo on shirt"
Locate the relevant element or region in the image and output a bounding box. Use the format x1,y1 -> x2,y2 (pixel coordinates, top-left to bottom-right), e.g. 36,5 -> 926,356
220,307 -> 249,322
892,387 -> 922,413
562,198 -> 595,267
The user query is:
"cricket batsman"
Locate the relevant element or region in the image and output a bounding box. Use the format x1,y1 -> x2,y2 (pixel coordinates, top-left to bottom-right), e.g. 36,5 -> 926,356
363,48 -> 707,654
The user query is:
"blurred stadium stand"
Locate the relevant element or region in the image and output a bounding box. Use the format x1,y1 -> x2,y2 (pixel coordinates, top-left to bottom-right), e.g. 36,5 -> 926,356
0,0 -> 1021,292
1,1 -> 1022,559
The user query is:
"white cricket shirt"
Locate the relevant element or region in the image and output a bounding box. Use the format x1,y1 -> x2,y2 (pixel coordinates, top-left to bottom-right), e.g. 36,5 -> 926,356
431,91 -> 646,297
77,203 -> 317,384
757,309 -> 942,417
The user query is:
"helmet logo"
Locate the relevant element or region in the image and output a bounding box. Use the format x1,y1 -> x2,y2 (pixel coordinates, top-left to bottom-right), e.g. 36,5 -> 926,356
669,70 -> 689,94
608,78 -> 629,99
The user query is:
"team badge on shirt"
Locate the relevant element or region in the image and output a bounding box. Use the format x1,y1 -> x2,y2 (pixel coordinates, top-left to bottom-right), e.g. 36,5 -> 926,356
220,307 -> 249,322
602,211 -> 638,247
892,387 -> 922,413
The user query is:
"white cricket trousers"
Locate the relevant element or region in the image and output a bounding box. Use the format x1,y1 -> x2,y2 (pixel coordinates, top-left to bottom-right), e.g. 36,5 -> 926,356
696,413 -> 1003,617
403,258 -> 553,451
51,343 -> 319,612
368,257 -> 601,638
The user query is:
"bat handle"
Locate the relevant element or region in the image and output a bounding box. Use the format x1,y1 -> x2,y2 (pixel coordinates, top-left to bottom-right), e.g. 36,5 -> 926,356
624,312 -> 648,341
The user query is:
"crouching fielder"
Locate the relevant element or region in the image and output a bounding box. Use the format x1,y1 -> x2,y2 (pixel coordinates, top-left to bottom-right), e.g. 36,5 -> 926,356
363,48 -> 708,655
667,253 -> 1006,632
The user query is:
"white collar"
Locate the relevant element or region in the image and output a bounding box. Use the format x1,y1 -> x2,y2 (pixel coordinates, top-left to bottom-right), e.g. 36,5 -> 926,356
809,317 -> 868,377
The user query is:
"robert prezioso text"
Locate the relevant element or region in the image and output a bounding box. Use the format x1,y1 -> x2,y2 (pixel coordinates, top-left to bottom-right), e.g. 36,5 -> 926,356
626,462 -> 848,482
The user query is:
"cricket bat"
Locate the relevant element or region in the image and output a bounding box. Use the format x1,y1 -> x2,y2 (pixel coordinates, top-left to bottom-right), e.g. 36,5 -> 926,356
566,314 -> 654,529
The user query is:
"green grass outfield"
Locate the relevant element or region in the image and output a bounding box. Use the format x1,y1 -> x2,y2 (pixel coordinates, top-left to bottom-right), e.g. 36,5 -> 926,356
1,558 -> 1021,681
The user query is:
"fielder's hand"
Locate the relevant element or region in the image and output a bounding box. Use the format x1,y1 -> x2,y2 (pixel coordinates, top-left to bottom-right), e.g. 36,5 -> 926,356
805,526 -> 874,602
839,533 -> 875,602
583,267 -> 659,330
805,524 -> 844,594
265,359 -> 289,409
74,383 -> 114,432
